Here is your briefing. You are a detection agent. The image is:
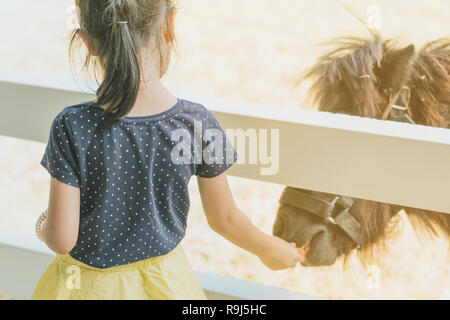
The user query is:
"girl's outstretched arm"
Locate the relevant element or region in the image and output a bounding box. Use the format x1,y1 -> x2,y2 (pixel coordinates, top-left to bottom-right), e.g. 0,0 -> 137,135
41,178 -> 80,254
197,174 -> 303,270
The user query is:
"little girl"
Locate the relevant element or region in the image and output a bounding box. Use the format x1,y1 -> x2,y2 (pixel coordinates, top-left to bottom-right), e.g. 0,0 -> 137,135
32,0 -> 302,300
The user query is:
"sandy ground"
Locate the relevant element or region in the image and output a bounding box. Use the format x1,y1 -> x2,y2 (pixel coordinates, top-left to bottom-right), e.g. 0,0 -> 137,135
0,0 -> 449,299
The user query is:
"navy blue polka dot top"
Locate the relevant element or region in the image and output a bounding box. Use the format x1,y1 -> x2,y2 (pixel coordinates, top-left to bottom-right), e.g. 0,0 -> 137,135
41,99 -> 238,269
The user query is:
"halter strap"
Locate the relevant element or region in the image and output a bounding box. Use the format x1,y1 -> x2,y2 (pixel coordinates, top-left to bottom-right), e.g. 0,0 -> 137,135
279,187 -> 363,248
382,90 -> 401,120
382,86 -> 415,124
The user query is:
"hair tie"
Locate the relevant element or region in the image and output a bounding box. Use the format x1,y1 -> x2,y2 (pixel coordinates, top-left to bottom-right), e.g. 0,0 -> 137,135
116,21 -> 128,24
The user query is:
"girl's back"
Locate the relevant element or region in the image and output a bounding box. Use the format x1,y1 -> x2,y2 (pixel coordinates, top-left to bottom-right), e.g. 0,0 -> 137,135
44,99 -> 235,268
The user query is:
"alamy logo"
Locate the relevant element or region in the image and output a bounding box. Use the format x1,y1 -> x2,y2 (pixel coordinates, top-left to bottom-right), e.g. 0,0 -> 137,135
171,121 -> 280,176
65,265 -> 81,290
226,128 -> 279,176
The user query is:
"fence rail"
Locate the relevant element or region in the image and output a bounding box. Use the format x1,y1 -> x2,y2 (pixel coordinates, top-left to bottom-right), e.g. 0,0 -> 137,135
2,69 -> 450,213
1,69 -> 449,299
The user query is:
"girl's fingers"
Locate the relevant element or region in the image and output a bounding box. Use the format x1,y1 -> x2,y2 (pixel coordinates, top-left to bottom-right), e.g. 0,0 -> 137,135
302,241 -> 311,251
296,247 -> 306,261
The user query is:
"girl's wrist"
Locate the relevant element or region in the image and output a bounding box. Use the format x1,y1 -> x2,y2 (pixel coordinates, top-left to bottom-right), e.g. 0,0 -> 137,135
252,232 -> 276,258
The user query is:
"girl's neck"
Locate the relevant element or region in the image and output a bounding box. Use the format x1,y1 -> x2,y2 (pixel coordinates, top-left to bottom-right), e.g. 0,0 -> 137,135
126,75 -> 178,118
98,63 -> 177,118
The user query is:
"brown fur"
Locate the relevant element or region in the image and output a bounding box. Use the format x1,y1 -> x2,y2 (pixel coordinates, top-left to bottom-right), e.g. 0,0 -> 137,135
277,35 -> 450,266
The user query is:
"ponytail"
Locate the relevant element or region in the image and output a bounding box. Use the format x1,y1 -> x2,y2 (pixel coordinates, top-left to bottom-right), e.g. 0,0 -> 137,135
97,4 -> 141,128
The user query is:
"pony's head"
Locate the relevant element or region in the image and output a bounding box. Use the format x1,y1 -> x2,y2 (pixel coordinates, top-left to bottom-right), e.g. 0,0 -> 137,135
273,35 -> 450,267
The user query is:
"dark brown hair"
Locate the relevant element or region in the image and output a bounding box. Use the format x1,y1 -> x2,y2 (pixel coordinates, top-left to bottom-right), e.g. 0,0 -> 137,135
277,34 -> 450,266
70,0 -> 176,129
312,35 -> 450,262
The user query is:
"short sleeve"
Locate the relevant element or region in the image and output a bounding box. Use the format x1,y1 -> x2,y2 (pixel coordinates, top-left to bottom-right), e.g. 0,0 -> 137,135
41,113 -> 80,188
195,108 -> 238,178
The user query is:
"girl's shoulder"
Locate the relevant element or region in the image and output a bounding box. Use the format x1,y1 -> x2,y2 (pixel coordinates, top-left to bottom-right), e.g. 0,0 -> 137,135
47,101 -> 96,137
177,98 -> 222,128
51,101 -> 96,126
179,99 -> 214,117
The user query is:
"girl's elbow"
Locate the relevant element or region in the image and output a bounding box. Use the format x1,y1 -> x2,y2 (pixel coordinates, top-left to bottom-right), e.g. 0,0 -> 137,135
208,219 -> 224,234
50,241 -> 76,255
43,224 -> 78,255
207,211 -> 235,234
53,247 -> 72,255
46,236 -> 78,255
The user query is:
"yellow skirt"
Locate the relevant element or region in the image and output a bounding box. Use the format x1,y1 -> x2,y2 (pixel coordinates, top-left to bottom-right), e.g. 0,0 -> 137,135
31,244 -> 207,300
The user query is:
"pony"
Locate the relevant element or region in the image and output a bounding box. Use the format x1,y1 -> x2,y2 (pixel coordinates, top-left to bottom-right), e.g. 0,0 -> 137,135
273,34 -> 450,267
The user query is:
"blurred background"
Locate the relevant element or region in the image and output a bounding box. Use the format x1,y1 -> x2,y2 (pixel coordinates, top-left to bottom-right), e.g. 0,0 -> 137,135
0,0 -> 449,299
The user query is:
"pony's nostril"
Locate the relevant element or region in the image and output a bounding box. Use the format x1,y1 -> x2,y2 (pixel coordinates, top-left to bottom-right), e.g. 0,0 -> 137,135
300,232 -> 339,267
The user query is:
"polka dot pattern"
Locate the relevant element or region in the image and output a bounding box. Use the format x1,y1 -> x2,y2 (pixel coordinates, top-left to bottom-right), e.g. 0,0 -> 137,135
41,99 -> 238,269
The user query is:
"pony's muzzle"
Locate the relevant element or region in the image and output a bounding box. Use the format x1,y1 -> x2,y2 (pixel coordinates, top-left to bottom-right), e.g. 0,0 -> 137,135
273,204 -> 340,267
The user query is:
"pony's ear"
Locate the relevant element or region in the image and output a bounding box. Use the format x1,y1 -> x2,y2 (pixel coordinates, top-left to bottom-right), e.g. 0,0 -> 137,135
376,44 -> 416,92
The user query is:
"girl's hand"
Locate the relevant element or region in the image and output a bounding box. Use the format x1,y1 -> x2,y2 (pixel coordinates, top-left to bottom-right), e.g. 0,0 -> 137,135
257,236 -> 303,271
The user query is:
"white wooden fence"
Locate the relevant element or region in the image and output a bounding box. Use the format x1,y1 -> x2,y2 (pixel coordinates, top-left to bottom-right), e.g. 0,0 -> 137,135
1,69 -> 449,299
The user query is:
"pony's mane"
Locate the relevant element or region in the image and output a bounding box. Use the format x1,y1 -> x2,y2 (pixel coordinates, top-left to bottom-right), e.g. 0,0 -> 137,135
410,39 -> 450,127
302,35 -> 450,126
299,35 -> 450,265
304,36 -> 384,88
